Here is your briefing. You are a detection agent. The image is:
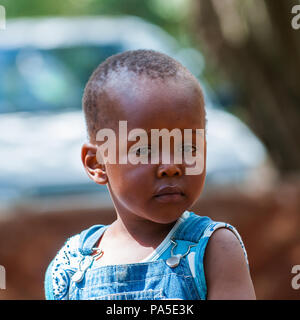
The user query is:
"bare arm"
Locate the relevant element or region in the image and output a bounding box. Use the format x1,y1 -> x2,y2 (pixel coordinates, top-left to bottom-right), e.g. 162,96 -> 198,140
204,228 -> 256,300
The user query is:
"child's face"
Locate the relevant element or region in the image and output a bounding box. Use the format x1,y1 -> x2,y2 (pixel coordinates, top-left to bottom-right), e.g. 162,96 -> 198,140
82,76 -> 206,225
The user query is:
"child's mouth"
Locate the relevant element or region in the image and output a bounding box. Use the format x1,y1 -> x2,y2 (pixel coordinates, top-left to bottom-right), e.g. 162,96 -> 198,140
154,193 -> 185,203
153,186 -> 185,203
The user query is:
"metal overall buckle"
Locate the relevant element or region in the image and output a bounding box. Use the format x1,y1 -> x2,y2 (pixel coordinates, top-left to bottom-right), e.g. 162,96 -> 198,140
166,238 -> 196,268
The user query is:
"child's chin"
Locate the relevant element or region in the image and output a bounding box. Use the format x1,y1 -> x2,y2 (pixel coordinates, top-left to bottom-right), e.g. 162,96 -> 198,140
147,210 -> 186,225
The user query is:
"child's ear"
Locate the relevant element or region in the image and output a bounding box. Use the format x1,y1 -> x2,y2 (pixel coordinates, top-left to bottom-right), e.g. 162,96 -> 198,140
81,143 -> 108,185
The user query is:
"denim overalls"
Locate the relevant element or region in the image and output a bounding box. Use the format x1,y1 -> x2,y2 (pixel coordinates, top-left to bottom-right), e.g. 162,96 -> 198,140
45,211 -> 248,300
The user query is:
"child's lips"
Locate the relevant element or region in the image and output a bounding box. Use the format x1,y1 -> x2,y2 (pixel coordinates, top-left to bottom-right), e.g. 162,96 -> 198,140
153,185 -> 185,203
154,193 -> 185,203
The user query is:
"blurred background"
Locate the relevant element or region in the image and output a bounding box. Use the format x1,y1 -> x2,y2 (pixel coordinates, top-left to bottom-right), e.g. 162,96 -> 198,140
0,0 -> 299,299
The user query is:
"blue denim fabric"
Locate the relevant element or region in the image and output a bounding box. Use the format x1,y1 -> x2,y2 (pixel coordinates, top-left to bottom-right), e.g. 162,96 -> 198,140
45,211 -> 248,300
68,259 -> 200,300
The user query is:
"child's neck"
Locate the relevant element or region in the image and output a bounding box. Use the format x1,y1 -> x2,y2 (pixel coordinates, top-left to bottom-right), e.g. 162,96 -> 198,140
109,214 -> 177,248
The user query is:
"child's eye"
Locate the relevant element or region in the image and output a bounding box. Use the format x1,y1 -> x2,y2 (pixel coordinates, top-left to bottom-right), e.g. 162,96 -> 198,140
180,145 -> 198,153
134,146 -> 151,156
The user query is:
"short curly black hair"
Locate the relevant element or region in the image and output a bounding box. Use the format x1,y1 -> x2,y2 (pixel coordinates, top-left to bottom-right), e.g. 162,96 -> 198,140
82,49 -> 205,143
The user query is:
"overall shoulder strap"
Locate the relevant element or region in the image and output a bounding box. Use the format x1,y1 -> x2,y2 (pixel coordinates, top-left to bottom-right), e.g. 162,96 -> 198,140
171,212 -> 249,300
172,211 -> 213,242
78,224 -> 108,255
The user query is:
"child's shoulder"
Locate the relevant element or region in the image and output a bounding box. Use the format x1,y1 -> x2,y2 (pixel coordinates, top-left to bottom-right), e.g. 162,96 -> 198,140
179,211 -> 245,246
45,224 -> 107,300
44,233 -> 82,300
54,233 -> 82,263
54,223 -> 107,265
181,212 -> 252,299
203,227 -> 255,299
185,211 -> 248,259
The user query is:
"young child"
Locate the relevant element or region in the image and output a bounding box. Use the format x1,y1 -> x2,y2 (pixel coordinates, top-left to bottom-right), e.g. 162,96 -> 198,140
44,49 -> 256,300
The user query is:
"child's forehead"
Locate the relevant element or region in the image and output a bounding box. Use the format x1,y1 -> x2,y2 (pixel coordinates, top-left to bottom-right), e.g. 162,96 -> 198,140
103,78 -> 204,130
102,80 -> 202,133
105,75 -> 204,114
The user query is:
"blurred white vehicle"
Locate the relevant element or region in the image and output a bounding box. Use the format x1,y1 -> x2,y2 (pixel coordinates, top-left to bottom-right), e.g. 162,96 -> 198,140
0,16 -> 266,212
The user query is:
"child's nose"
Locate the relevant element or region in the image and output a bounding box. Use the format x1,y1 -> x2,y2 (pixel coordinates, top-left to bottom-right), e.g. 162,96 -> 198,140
157,164 -> 183,178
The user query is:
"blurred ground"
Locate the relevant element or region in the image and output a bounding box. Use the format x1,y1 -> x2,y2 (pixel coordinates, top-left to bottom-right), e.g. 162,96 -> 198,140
0,176 -> 299,300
